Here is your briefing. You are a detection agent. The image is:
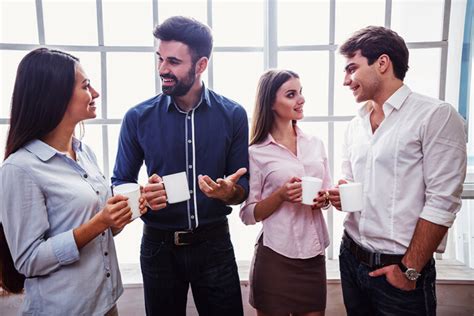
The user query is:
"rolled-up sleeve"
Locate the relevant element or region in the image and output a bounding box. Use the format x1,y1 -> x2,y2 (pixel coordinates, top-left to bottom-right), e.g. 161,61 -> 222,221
0,164 -> 79,277
420,103 -> 467,227
240,154 -> 262,225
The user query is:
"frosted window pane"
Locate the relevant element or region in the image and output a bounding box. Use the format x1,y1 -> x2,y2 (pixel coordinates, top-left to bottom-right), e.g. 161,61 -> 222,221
404,48 -> 441,99
103,0 -> 154,46
212,0 -> 264,47
335,0 -> 385,44
391,0 -> 444,42
278,51 -> 329,116
212,52 -> 263,114
277,0 -> 330,45
0,0 -> 38,44
158,0 -> 207,25
106,52 -> 156,119
0,125 -> 7,159
0,50 -> 26,119
42,0 -> 97,45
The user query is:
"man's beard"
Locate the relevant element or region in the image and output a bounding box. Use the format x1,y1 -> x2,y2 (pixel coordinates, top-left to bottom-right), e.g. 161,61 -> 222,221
161,65 -> 196,97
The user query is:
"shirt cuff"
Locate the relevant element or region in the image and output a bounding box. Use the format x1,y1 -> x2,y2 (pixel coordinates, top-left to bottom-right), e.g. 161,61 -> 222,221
240,203 -> 257,225
50,230 -> 80,265
419,207 -> 457,228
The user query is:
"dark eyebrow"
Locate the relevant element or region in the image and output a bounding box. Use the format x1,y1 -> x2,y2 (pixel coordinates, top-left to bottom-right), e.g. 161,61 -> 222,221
285,89 -> 297,94
82,78 -> 90,85
155,52 -> 183,63
166,56 -> 182,63
344,62 -> 356,72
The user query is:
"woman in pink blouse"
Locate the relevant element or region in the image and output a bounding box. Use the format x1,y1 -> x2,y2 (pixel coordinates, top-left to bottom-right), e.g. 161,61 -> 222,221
240,69 -> 331,316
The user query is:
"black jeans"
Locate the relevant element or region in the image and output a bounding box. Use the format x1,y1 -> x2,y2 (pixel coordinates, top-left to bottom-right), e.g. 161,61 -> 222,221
140,230 -> 243,316
339,241 -> 437,316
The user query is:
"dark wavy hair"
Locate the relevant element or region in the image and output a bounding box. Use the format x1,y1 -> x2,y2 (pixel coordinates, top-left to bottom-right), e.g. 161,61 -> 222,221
250,69 -> 299,145
1,47 -> 79,294
339,26 -> 409,80
153,16 -> 213,63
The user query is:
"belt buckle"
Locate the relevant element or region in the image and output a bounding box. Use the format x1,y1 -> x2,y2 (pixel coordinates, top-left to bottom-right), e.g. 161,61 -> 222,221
174,231 -> 191,246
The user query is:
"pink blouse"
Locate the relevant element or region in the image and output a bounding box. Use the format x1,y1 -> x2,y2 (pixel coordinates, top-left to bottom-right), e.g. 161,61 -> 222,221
240,126 -> 331,259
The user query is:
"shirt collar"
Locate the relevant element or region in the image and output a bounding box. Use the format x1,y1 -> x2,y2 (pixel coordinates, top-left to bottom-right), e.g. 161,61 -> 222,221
357,84 -> 411,117
24,137 -> 83,162
254,124 -> 306,148
165,83 -> 211,112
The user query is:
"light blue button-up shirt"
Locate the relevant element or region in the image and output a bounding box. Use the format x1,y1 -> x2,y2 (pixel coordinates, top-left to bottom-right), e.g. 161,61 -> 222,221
0,138 -> 123,315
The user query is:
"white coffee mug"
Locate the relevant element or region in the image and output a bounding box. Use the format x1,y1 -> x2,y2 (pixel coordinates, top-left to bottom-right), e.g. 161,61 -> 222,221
339,182 -> 363,212
162,171 -> 191,204
113,183 -> 141,220
301,176 -> 323,205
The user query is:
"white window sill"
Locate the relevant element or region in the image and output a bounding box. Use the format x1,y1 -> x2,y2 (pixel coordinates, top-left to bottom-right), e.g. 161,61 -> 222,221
120,258 -> 474,287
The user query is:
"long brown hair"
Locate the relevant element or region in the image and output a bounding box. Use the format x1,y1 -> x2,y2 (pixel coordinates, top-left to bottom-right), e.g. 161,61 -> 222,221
1,48 -> 79,294
250,69 -> 299,145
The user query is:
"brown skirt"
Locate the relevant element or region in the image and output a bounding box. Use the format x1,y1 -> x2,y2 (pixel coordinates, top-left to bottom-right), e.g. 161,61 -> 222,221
249,236 -> 327,315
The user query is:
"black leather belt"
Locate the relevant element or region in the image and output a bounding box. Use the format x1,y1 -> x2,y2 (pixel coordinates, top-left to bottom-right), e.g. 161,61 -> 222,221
342,231 -> 404,269
143,220 -> 229,246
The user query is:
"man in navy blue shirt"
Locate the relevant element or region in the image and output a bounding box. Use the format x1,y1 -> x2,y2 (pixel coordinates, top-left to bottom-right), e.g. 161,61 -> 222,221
112,16 -> 249,316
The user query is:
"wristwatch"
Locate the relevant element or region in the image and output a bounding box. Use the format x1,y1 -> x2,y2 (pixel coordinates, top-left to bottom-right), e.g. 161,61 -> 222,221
398,262 -> 421,281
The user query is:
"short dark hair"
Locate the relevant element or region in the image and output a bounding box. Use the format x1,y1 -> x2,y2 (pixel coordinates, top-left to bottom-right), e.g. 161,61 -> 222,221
339,26 -> 409,80
250,69 -> 299,145
4,48 -> 78,160
153,16 -> 213,62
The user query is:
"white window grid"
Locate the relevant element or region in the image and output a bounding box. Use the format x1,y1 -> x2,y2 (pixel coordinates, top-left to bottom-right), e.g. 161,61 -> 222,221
0,0 -> 464,262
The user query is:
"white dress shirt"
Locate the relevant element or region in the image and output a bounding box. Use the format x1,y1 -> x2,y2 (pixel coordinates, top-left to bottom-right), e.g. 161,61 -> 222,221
341,85 -> 467,254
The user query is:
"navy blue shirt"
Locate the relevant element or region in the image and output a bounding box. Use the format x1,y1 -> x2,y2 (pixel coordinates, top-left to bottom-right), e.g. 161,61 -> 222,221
112,86 -> 249,231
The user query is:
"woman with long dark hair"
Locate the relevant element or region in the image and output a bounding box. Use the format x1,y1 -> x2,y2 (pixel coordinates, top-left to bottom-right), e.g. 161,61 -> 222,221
240,69 -> 331,316
0,48 -> 144,315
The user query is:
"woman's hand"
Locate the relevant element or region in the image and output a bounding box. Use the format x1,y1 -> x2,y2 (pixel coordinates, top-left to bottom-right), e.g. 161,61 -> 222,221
311,190 -> 330,210
100,195 -> 132,229
277,177 -> 302,203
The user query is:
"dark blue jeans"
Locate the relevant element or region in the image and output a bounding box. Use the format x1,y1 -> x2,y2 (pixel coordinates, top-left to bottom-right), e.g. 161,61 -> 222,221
140,231 -> 243,316
339,242 -> 437,316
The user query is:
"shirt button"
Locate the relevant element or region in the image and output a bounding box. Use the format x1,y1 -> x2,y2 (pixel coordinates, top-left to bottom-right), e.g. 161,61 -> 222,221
187,116 -> 191,120
106,272 -> 111,278
101,232 -> 105,236
188,165 -> 192,169
190,215 -> 195,219
96,191 -> 100,195
188,139 -> 192,143
104,252 -> 108,256
83,174 -> 88,178
189,190 -> 193,194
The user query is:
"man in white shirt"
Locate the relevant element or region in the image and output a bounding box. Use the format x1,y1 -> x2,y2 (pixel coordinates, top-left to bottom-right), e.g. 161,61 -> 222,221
329,26 -> 467,316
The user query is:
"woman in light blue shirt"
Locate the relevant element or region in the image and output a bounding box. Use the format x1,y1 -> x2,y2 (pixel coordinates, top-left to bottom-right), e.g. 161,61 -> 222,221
0,48 -> 144,315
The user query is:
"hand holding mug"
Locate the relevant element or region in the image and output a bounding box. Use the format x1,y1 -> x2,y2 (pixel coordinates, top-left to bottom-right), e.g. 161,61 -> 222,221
100,195 -> 132,229
277,176 -> 302,203
144,174 -> 167,210
327,179 -> 347,211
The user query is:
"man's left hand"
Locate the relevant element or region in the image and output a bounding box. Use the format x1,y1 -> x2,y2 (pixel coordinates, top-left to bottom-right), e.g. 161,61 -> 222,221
369,264 -> 416,291
198,168 -> 247,202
